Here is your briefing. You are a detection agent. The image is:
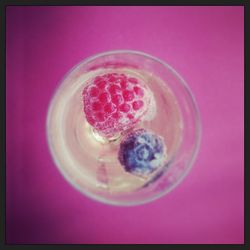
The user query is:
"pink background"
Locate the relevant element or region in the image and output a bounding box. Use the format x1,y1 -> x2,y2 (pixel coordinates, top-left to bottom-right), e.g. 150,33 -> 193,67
6,6 -> 244,244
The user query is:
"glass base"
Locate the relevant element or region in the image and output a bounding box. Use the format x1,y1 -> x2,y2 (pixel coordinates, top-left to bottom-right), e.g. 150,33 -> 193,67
46,50 -> 201,205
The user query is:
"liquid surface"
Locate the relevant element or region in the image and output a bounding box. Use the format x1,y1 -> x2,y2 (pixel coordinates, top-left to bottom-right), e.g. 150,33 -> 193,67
47,67 -> 183,195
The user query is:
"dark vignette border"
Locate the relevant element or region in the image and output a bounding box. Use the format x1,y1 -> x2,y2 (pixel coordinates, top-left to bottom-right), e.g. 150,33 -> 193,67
0,0 -> 247,248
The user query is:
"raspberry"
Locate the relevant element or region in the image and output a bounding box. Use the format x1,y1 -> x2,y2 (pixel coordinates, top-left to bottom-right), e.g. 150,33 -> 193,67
118,129 -> 166,176
82,72 -> 152,137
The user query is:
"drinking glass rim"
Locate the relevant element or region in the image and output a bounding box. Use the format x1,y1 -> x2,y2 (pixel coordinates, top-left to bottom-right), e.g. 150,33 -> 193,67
46,49 -> 202,206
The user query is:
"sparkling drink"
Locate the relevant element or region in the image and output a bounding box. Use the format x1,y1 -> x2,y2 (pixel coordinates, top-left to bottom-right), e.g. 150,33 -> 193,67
47,51 -> 201,205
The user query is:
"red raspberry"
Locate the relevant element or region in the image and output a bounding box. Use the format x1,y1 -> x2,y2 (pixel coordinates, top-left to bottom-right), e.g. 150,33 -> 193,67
82,72 -> 152,137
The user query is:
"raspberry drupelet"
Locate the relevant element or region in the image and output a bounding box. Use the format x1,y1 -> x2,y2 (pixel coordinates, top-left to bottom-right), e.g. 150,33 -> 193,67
82,73 -> 152,137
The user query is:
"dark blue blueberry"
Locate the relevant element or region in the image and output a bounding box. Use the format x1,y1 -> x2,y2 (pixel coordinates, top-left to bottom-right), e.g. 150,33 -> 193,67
118,129 -> 166,176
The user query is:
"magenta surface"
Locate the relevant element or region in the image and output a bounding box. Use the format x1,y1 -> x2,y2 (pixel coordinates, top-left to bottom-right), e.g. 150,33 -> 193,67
6,6 -> 244,244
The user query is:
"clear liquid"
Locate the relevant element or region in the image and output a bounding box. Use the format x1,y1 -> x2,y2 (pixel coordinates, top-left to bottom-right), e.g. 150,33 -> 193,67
47,67 -> 183,195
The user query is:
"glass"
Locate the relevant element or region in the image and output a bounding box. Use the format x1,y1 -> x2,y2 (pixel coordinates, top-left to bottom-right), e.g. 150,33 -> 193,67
46,50 -> 201,206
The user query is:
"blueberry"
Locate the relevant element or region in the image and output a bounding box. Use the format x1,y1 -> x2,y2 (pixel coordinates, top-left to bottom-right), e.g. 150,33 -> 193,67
118,129 -> 166,176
